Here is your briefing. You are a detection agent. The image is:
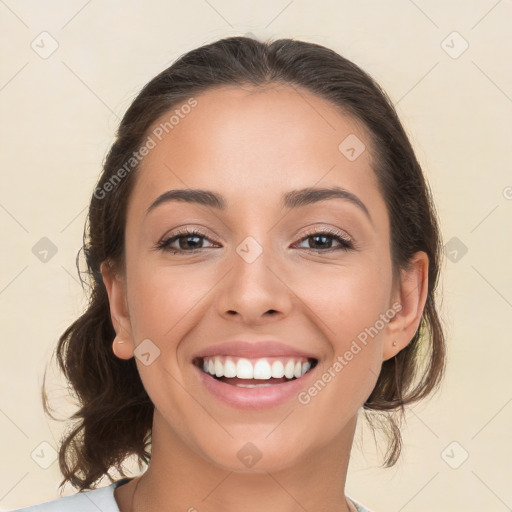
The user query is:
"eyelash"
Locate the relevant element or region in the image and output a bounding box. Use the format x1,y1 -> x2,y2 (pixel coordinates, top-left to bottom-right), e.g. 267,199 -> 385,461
154,227 -> 355,255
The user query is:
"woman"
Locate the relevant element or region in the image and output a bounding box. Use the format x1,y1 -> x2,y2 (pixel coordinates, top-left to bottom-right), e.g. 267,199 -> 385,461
13,35 -> 445,512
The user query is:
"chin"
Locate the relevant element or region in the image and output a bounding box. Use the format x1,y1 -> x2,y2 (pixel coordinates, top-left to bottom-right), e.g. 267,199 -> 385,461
197,435 -> 314,474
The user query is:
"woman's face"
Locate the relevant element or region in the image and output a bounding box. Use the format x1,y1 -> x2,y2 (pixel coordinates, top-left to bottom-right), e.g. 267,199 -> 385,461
104,84 -> 418,472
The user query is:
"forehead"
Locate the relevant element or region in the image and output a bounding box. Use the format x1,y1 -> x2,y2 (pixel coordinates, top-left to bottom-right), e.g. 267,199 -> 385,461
128,84 -> 385,224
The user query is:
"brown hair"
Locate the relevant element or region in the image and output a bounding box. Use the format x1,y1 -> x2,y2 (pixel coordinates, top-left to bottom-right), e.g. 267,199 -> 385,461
43,35 -> 446,491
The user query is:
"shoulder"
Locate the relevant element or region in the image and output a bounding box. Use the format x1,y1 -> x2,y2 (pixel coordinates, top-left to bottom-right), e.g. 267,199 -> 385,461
7,479 -> 132,512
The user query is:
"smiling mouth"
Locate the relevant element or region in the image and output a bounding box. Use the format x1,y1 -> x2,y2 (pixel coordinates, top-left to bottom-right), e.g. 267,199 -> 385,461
193,356 -> 318,387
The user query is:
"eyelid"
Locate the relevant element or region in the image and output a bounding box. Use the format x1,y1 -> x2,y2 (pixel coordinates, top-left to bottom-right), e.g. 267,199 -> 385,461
154,224 -> 356,254
154,227 -> 219,252
157,224 -> 220,243
293,226 -> 355,252
298,225 -> 353,244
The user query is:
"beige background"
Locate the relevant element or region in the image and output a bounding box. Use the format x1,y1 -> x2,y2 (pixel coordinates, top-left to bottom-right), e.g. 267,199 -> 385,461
1,1 -> 511,511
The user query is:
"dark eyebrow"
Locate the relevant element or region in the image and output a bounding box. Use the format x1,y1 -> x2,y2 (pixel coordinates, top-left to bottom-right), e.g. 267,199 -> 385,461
282,186 -> 372,223
146,186 -> 372,224
146,189 -> 226,214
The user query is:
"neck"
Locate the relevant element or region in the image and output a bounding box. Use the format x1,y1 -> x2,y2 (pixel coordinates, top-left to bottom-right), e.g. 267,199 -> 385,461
128,410 -> 359,512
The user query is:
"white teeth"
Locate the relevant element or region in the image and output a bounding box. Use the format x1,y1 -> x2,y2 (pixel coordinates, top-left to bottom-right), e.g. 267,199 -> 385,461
223,358 -> 237,378
284,360 -> 295,379
271,360 -> 285,378
253,359 -> 272,379
200,356 -> 314,380
214,358 -> 224,377
236,358 -> 254,379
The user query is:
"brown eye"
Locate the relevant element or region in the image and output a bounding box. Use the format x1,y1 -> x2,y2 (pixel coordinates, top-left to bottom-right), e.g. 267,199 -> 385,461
156,229 -> 216,254
295,229 -> 354,252
155,227 -> 354,255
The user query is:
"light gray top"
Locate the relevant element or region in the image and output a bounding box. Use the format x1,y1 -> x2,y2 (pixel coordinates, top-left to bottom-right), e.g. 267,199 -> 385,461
8,479 -> 373,512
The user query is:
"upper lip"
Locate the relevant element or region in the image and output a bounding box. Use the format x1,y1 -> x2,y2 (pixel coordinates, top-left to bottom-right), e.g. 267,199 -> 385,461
192,340 -> 319,361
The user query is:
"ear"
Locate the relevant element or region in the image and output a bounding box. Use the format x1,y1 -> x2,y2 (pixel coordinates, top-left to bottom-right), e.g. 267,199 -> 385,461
100,260 -> 135,360
382,251 -> 429,361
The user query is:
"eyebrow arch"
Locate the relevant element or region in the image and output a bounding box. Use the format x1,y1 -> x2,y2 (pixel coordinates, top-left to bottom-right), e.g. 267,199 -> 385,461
146,186 -> 372,224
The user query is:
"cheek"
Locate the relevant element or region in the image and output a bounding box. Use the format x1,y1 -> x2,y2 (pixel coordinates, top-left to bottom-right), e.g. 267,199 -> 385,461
302,260 -> 391,344
126,249 -> 391,349
298,256 -> 391,404
295,266 -> 388,420
126,262 -> 210,340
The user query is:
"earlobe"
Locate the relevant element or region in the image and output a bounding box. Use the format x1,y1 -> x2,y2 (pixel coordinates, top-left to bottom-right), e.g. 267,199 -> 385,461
112,336 -> 134,360
100,260 -> 135,359
382,251 -> 429,361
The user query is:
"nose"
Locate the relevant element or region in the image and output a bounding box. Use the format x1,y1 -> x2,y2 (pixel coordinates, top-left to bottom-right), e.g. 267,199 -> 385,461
216,237 -> 293,325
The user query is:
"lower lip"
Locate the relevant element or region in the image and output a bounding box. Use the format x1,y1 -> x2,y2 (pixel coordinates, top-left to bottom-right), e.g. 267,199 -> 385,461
193,363 -> 317,410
